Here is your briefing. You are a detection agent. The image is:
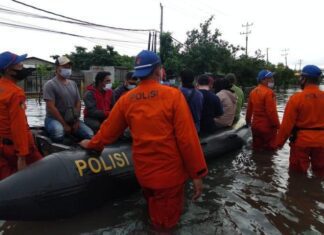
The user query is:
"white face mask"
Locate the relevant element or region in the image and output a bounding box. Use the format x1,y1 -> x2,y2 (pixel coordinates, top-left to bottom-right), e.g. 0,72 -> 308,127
169,79 -> 176,85
104,83 -> 112,90
127,84 -> 136,90
60,68 -> 72,79
268,82 -> 274,88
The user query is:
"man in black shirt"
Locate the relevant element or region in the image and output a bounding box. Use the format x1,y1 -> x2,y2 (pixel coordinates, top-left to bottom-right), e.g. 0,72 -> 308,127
197,74 -> 223,135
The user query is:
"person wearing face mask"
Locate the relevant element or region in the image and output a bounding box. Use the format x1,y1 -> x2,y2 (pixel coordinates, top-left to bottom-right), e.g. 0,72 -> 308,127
43,55 -> 93,143
112,71 -> 137,106
80,50 -> 208,231
276,65 -> 324,176
245,69 -> 280,150
0,51 -> 43,180
83,71 -> 113,133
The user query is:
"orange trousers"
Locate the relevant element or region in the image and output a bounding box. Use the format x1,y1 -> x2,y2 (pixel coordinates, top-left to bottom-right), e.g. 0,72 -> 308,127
142,183 -> 185,230
252,127 -> 277,150
289,144 -> 324,176
0,139 -> 42,180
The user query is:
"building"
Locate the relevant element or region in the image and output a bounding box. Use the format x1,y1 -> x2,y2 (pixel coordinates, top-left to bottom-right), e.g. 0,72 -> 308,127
21,57 -> 55,99
83,66 -> 129,89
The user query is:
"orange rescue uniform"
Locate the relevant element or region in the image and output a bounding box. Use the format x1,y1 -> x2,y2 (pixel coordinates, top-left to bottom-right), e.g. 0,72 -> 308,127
87,79 -> 208,228
0,77 -> 42,180
246,84 -> 280,150
276,85 -> 324,174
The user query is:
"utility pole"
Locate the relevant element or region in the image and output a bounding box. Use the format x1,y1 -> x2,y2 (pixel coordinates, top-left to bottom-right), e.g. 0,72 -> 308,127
297,59 -> 302,71
281,48 -> 289,67
240,22 -> 253,56
148,32 -> 152,51
160,3 -> 163,53
266,48 -> 269,65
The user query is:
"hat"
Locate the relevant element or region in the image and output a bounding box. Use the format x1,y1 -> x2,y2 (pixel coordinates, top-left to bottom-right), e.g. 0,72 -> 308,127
301,65 -> 322,78
257,69 -> 274,82
0,51 -> 27,70
133,50 -> 161,78
55,55 -> 72,66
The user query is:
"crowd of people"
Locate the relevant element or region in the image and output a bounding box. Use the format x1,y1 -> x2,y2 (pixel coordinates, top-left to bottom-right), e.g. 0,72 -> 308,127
0,49 -> 323,231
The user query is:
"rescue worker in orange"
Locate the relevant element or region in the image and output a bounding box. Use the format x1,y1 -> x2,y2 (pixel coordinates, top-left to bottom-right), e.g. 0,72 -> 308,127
0,51 -> 42,180
246,69 -> 280,150
276,65 -> 324,176
80,50 -> 208,230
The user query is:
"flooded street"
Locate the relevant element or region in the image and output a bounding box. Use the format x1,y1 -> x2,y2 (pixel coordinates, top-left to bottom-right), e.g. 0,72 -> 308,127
0,87 -> 324,235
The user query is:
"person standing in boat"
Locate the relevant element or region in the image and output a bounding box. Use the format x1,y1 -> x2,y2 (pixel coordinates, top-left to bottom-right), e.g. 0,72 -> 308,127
197,74 -> 224,135
43,56 -> 93,143
80,50 -> 208,231
0,51 -> 42,180
112,71 -> 137,106
180,68 -> 203,132
83,71 -> 113,133
226,73 -> 244,123
246,69 -> 280,150
276,65 -> 324,176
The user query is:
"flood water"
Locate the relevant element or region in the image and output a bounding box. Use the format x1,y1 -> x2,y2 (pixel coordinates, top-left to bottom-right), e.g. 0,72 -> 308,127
0,86 -> 324,235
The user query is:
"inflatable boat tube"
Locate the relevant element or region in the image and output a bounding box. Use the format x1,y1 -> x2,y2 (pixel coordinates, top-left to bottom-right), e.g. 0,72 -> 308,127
0,124 -> 250,220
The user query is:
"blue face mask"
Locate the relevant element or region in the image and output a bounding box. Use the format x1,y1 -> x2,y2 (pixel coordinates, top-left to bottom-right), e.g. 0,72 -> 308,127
60,68 -> 72,78
127,84 -> 136,90
268,82 -> 274,88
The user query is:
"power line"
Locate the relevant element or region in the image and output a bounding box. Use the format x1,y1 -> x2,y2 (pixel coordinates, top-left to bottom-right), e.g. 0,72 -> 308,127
11,0 -> 158,32
0,20 -> 147,44
0,5 -> 152,43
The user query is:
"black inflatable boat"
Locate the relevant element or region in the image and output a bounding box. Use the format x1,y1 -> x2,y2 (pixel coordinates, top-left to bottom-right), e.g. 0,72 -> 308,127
0,123 -> 250,221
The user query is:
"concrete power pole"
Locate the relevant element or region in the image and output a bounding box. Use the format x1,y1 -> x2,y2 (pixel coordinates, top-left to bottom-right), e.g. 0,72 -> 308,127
160,3 -> 163,53
281,49 -> 289,67
297,59 -> 302,71
240,22 -> 253,56
266,48 -> 269,65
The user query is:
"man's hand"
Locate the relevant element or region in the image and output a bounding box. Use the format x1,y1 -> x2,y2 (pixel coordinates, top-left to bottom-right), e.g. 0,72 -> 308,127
79,139 -> 90,149
17,157 -> 27,171
192,178 -> 203,201
63,124 -> 72,134
72,120 -> 80,133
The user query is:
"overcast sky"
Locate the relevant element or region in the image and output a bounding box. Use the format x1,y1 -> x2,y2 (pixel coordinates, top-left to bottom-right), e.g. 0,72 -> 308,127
1,0 -> 324,70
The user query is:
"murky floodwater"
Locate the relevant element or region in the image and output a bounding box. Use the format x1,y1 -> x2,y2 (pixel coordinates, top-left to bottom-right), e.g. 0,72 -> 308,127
0,86 -> 324,235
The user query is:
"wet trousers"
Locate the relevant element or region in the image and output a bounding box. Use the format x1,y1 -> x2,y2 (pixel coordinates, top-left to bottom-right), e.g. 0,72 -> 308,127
0,137 -> 42,180
289,144 -> 324,176
142,183 -> 185,230
252,127 -> 277,150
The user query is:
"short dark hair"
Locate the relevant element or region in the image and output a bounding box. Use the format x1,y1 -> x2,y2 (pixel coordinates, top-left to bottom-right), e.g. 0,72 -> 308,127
198,74 -> 211,85
180,69 -> 194,85
95,71 -> 111,86
225,73 -> 236,85
302,75 -> 321,85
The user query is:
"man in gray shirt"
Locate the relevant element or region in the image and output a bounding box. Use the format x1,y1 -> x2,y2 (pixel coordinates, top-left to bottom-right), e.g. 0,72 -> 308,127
43,55 -> 93,143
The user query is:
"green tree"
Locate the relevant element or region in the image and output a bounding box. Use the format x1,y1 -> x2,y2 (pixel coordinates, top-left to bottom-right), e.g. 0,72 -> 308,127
68,45 -> 133,71
159,32 -> 183,76
182,16 -> 241,75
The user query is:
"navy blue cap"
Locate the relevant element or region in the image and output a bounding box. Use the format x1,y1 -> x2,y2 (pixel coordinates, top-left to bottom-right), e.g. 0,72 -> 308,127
257,69 -> 274,82
301,65 -> 322,78
133,50 -> 161,78
0,51 -> 27,70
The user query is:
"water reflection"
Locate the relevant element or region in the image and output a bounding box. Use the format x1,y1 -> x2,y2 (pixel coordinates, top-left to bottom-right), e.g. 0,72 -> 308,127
0,87 -> 323,234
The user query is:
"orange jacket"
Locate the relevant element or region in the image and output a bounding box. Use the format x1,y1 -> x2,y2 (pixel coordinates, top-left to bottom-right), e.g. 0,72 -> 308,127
88,79 -> 208,189
0,77 -> 30,157
277,85 -> 324,148
246,84 -> 280,132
